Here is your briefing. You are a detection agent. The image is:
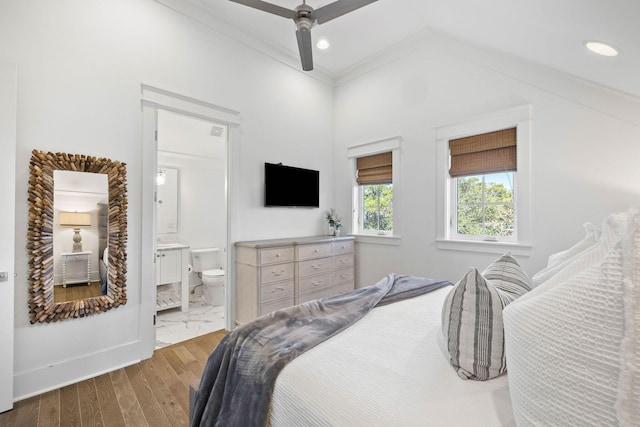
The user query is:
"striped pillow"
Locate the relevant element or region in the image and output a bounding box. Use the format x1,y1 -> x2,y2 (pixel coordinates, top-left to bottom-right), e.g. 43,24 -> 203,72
442,253 -> 531,380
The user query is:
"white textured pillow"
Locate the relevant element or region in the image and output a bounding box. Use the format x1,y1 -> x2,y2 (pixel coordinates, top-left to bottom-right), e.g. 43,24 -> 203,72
546,222 -> 600,268
504,209 -> 640,426
521,210 -> 629,302
442,253 -> 531,380
531,222 -> 600,287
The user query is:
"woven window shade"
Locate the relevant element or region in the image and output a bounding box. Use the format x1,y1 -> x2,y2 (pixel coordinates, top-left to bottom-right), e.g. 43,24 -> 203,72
357,152 -> 392,185
449,128 -> 517,178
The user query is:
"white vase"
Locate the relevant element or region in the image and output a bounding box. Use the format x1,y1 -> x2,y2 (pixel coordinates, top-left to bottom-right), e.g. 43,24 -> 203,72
329,225 -> 335,236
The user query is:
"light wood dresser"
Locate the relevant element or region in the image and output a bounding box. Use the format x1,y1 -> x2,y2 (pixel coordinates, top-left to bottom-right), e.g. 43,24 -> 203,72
234,236 -> 355,324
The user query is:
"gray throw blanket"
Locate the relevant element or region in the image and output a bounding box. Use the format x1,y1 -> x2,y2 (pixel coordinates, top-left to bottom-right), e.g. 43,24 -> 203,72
190,273 -> 452,427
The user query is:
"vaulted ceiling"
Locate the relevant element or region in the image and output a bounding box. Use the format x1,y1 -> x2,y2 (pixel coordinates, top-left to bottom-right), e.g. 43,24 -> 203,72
165,0 -> 640,97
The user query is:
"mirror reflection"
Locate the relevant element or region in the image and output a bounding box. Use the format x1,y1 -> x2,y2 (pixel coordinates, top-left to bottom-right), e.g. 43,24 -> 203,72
53,170 -> 108,303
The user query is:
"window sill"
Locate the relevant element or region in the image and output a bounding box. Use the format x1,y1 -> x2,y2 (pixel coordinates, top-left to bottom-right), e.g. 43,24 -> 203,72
352,234 -> 402,246
436,239 -> 532,256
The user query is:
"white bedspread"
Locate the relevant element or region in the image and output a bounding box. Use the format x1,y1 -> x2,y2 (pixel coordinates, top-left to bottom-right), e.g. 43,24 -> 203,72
270,286 -> 515,426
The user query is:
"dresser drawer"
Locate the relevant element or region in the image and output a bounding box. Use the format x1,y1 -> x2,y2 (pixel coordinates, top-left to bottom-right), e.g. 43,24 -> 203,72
298,257 -> 333,277
260,280 -> 294,303
333,254 -> 353,269
332,240 -> 354,255
260,297 -> 294,316
259,247 -> 294,265
333,267 -> 354,285
260,262 -> 294,284
298,287 -> 334,304
298,272 -> 332,294
333,281 -> 355,296
297,243 -> 332,261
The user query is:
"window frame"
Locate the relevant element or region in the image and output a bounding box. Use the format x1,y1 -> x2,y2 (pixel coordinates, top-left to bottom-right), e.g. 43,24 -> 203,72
436,106 -> 532,255
348,137 -> 402,245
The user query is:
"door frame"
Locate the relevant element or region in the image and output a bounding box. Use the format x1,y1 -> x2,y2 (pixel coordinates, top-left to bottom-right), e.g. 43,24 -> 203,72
0,59 -> 17,412
141,85 -> 240,354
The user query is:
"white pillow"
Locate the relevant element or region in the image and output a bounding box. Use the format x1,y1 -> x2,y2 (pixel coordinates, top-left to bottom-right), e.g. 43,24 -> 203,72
503,209 -> 640,426
441,253 -> 531,381
546,222 -> 600,268
531,222 -> 600,287
520,210 -> 630,303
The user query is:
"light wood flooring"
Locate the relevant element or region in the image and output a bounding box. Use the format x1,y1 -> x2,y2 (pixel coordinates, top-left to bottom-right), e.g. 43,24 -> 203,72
53,282 -> 103,303
0,329 -> 227,427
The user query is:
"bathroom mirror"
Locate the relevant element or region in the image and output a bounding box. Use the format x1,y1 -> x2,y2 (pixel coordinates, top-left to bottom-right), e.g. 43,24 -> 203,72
156,167 -> 178,234
27,150 -> 128,323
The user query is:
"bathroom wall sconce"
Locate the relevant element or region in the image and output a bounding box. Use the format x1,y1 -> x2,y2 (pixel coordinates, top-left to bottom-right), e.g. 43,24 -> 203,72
59,211 -> 92,252
157,169 -> 166,186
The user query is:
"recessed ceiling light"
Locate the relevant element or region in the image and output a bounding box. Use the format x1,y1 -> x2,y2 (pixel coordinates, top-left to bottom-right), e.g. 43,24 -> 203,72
584,40 -> 619,57
317,38 -> 330,50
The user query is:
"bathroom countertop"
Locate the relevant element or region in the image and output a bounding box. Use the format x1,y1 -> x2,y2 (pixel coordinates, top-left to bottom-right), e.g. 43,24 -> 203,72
156,243 -> 190,251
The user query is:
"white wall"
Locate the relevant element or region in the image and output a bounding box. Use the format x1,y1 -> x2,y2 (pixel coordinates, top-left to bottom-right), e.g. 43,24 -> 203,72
157,110 -> 228,257
333,34 -> 640,288
2,0 -> 333,399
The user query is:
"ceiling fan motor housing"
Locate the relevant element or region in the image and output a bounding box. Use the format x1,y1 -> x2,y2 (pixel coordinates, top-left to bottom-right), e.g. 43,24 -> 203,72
295,3 -> 315,30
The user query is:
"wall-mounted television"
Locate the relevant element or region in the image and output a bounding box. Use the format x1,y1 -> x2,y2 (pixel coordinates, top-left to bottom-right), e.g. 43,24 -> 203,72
265,162 -> 319,208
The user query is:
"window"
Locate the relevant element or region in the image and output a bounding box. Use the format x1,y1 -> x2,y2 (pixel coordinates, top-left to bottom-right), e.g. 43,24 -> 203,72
362,183 -> 393,233
436,106 -> 531,254
357,151 -> 393,235
348,137 -> 401,243
454,172 -> 515,240
449,127 -> 517,242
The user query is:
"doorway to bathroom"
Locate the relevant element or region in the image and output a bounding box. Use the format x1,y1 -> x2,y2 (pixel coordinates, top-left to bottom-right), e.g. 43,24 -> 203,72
154,109 -> 228,348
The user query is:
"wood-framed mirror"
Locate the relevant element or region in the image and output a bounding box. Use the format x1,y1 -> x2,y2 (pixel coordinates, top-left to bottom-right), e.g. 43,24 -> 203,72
27,150 -> 128,323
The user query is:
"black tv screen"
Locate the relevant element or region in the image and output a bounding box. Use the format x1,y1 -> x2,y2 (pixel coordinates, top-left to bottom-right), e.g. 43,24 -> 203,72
265,163 -> 319,208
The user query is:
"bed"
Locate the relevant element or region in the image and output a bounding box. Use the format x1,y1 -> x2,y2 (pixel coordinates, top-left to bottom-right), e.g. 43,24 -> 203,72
190,209 -> 640,426
269,285 -> 514,426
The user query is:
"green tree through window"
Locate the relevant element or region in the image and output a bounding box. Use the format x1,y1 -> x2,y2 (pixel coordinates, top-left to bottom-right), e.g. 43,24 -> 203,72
456,173 -> 514,238
362,184 -> 393,232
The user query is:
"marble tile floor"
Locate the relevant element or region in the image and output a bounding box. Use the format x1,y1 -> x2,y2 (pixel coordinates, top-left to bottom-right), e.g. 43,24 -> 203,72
155,294 -> 226,349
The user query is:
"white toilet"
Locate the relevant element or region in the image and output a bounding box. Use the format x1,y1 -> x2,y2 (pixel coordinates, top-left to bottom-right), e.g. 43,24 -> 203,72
191,248 -> 225,306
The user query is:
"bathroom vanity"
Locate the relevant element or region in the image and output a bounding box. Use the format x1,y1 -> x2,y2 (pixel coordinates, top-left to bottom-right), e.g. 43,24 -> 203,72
234,236 -> 355,324
156,243 -> 189,312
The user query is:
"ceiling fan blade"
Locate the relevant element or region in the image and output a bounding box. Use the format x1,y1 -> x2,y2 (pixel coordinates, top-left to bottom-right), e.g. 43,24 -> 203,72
296,28 -> 313,71
313,0 -> 377,25
229,0 -> 296,19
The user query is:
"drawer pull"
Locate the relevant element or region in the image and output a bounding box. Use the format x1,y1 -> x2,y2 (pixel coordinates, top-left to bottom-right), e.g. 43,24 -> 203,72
340,274 -> 346,279
275,253 -> 280,257
312,264 -> 321,269
312,281 -> 322,287
272,269 -> 285,276
272,286 -> 284,293
314,249 -> 319,253
341,245 -> 346,249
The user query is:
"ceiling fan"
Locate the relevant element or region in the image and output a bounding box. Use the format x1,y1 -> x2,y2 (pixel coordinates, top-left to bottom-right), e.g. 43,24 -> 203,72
229,0 -> 378,71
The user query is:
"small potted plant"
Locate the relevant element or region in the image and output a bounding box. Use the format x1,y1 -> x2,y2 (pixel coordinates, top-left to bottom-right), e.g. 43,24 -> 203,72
326,209 -> 342,236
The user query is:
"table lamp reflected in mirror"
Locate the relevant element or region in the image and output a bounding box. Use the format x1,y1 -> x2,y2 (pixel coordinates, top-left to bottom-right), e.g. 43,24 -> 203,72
59,211 -> 91,253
